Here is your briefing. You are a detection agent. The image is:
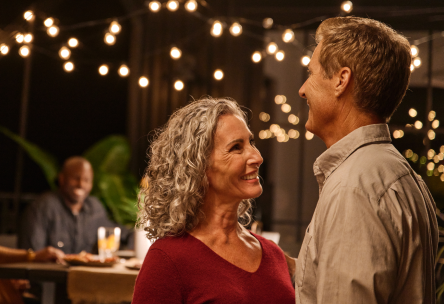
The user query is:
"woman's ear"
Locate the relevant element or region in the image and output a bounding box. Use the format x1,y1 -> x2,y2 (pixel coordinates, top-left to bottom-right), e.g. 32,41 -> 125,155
334,67 -> 352,97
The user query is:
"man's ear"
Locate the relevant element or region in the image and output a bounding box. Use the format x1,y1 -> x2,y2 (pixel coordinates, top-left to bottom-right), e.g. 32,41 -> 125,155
334,67 -> 352,97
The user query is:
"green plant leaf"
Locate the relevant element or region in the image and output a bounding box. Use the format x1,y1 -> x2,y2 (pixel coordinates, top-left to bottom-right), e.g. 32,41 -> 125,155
0,126 -> 59,190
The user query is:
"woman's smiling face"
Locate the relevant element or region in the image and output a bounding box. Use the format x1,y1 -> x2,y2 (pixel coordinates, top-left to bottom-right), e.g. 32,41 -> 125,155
205,114 -> 263,203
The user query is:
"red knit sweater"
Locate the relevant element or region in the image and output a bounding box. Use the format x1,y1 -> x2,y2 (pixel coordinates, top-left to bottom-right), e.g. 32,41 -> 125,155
132,232 -> 295,303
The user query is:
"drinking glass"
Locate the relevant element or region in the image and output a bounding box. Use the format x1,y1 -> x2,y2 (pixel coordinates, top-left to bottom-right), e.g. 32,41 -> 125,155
98,227 -> 121,262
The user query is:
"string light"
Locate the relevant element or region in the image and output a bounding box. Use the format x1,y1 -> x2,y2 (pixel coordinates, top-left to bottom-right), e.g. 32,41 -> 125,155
16,33 -> 24,43
428,110 -> 436,121
44,18 -> 54,27
410,64 -> 415,72
170,47 -> 182,59
404,149 -> 414,158
274,95 -> 286,104
174,80 -> 184,91
266,42 -> 278,54
47,25 -> 59,37
139,76 -> 149,87
428,130 -> 436,140
427,149 -> 435,159
24,10 -> 34,21
149,1 -> 161,12
411,45 -> 419,57
64,61 -> 74,72
432,120 -> 440,129
270,124 -> 280,133
305,131 -> 314,140
259,112 -> 270,122
427,162 -> 435,171
413,57 -> 421,67
98,65 -> 109,75
414,121 -> 423,129
259,130 -> 267,139
341,1 -> 353,13
262,18 -> 273,29
409,108 -> 417,117
68,38 -> 79,48
229,23 -> 242,36
282,29 -> 294,43
252,51 -> 262,63
281,104 -> 291,113
214,69 -> 224,80
167,0 -> 179,11
109,21 -> 121,34
288,129 -> 299,139
118,65 -> 130,77
211,20 -> 223,37
105,33 -> 116,45
19,45 -> 30,57
185,0 -> 198,12
0,44 -> 9,55
301,55 -> 310,66
59,46 -> 71,59
24,33 -> 33,43
275,50 -> 285,61
288,114 -> 299,125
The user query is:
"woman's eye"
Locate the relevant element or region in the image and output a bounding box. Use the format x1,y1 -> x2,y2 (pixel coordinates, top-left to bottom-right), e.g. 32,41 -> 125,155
230,144 -> 241,151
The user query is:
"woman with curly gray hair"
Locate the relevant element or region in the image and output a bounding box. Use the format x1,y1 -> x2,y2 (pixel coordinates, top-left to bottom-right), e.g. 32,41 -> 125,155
132,97 -> 295,304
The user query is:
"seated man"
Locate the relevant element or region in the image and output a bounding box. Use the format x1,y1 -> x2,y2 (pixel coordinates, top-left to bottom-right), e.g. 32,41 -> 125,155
19,156 -> 131,254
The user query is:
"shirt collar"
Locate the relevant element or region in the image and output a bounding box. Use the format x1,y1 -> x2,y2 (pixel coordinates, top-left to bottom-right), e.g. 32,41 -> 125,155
56,190 -> 92,215
313,123 -> 391,191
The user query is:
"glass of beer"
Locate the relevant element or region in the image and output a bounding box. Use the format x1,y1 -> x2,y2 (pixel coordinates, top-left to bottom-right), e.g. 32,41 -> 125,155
98,227 -> 121,262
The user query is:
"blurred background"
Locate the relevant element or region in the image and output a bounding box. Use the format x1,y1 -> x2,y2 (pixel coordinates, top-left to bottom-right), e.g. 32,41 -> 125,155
1,0 -> 444,256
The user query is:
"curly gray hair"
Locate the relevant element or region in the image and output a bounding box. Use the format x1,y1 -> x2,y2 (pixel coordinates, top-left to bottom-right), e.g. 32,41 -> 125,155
138,97 -> 253,241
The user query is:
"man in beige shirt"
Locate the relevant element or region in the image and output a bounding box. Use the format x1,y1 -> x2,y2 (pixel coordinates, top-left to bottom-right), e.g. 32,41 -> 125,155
291,17 -> 439,303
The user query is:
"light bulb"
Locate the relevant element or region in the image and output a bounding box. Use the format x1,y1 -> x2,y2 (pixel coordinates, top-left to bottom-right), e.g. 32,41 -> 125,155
341,1 -> 353,13
24,10 -> 34,21
282,29 -> 294,43
301,55 -> 310,66
409,108 -> 417,117
410,64 -> 415,72
0,44 -> 9,55
99,65 -> 109,75
167,0 -> 179,11
64,61 -> 74,72
44,18 -> 54,27
139,76 -> 149,87
109,21 -> 121,34
413,57 -> 421,67
305,131 -> 314,140
411,45 -> 418,57
118,64 -> 130,77
47,25 -> 59,37
185,0 -> 197,12
16,33 -> 24,43
252,51 -> 262,63
229,22 -> 242,36
149,1 -> 161,12
275,50 -> 285,61
68,38 -> 79,48
214,69 -> 224,80
59,46 -> 71,59
24,33 -> 33,43
105,33 -> 116,45
170,47 -> 182,59
19,45 -> 30,57
267,42 -> 278,54
262,18 -> 273,29
211,20 -> 223,37
174,80 -> 184,91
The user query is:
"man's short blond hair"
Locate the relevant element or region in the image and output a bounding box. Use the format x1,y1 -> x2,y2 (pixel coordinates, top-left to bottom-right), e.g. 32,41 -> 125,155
316,17 -> 412,122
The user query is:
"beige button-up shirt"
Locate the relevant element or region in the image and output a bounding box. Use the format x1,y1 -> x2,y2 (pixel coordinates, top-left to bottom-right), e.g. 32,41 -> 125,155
295,124 -> 438,304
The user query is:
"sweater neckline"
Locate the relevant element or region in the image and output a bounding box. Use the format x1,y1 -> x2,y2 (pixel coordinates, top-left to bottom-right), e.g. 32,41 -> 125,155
185,231 -> 265,275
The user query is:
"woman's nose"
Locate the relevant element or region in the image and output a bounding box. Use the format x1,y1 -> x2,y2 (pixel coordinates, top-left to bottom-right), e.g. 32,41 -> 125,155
299,81 -> 307,99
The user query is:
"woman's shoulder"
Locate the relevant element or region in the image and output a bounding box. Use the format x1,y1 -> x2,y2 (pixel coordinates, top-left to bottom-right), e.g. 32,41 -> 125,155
148,233 -> 198,260
250,232 -> 285,259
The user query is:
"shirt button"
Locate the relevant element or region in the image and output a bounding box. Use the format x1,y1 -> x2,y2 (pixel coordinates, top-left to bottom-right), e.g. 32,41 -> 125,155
57,241 -> 64,248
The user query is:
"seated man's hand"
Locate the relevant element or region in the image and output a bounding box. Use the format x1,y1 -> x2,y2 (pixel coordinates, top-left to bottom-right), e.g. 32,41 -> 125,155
34,246 -> 65,263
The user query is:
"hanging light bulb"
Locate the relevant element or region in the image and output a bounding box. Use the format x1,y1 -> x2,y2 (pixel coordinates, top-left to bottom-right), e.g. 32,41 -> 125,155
68,38 -> 79,48
170,47 -> 182,59
59,46 -> 71,60
24,33 -> 33,43
104,33 -> 116,45
262,18 -> 273,29
185,0 -> 198,12
174,80 -> 184,91
214,69 -> 224,80
24,10 -> 34,21
410,45 -> 419,57
98,64 -> 109,75
282,29 -> 294,43
139,76 -> 149,87
211,20 -> 223,37
341,1 -> 353,13
252,51 -> 262,63
229,22 -> 242,36
19,45 -> 30,57
410,64 -> 415,72
167,0 -> 179,11
301,55 -> 311,66
16,33 -> 24,43
109,21 -> 121,34
148,1 -> 161,12
64,61 -> 74,72
266,42 -> 278,54
44,18 -> 54,27
275,50 -> 285,61
47,25 -> 59,37
413,57 -> 421,67
118,64 -> 130,77
0,44 -> 9,55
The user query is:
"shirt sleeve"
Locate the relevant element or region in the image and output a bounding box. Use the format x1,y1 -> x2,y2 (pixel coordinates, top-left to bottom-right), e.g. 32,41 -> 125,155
132,248 -> 184,303
314,186 -> 401,304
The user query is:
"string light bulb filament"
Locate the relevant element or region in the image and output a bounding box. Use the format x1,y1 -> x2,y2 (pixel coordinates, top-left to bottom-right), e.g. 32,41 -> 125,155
149,1 -> 161,12
170,47 -> 182,59
266,42 -> 278,54
275,50 -> 285,61
167,0 -> 179,11
185,0 -> 198,12
105,33 -> 116,45
413,57 -> 421,67
252,51 -> 262,63
410,45 -> 418,57
59,47 -> 71,60
16,33 -> 24,43
109,21 -> 121,34
68,38 -> 79,48
139,76 -> 149,87
229,22 -> 242,36
19,45 -> 30,57
118,64 -> 130,77
341,1 -> 353,13
64,61 -> 74,72
282,29 -> 294,43
214,69 -> 224,80
44,18 -> 54,27
47,25 -> 59,37
24,33 -> 33,43
24,11 -> 34,21
99,65 -> 109,75
174,80 -> 184,91
0,44 -> 9,55
301,55 -> 311,66
211,20 -> 223,37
